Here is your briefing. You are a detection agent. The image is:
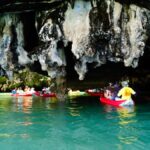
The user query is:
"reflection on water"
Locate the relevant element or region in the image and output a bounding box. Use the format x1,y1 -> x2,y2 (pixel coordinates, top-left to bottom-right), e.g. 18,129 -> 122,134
116,106 -> 138,145
12,96 -> 33,113
117,106 -> 136,125
103,104 -> 135,113
45,97 -> 59,110
67,101 -> 83,116
103,104 -> 138,146
11,96 -> 60,112
0,96 -> 150,149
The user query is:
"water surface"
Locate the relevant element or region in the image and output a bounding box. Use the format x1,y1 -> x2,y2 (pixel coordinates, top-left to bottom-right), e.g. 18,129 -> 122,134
0,96 -> 150,150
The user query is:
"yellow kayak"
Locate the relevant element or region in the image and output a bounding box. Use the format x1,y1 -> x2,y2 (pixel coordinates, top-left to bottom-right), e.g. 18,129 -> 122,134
68,89 -> 88,97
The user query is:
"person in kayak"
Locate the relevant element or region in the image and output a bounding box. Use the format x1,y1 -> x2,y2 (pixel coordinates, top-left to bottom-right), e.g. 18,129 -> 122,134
116,81 -> 136,105
11,88 -> 17,94
111,82 -> 121,100
104,82 -> 114,99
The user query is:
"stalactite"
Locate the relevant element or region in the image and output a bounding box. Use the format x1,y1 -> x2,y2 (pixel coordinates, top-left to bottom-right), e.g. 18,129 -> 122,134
0,0 -> 150,81
35,15 -> 66,78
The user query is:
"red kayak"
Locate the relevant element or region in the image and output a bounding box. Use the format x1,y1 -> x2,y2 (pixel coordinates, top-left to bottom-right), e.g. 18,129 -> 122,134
11,93 -> 33,97
86,89 -> 104,97
100,97 -> 126,107
34,92 -> 56,97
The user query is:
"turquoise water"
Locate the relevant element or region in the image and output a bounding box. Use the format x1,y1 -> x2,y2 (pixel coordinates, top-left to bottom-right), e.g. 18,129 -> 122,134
0,96 -> 150,150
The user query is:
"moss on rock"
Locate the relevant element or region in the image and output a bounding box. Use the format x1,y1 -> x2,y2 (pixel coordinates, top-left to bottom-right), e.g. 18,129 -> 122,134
0,68 -> 52,92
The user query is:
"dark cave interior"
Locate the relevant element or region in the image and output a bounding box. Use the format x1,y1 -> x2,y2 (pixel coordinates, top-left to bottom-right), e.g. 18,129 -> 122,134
18,12 -> 150,91
15,11 -> 150,87
0,2 -> 150,95
64,40 -> 150,92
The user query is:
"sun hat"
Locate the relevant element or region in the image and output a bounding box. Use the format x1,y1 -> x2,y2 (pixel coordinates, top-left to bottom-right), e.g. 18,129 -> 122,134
121,81 -> 129,87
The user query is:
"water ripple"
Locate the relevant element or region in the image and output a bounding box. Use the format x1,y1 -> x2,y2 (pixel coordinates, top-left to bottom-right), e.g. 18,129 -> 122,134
0,97 -> 150,149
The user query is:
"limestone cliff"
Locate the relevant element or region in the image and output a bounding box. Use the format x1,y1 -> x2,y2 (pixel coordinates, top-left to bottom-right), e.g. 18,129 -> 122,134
0,0 -> 150,81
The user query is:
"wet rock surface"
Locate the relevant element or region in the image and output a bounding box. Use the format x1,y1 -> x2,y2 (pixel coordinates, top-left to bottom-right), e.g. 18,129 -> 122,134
0,0 -> 150,90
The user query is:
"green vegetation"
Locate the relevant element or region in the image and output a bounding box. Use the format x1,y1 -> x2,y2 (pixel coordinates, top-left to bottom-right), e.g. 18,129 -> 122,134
0,69 -> 52,92
0,76 -> 7,84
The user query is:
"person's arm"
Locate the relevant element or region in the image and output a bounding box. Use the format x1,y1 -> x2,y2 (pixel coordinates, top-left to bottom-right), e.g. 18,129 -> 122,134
130,88 -> 136,95
117,89 -> 123,97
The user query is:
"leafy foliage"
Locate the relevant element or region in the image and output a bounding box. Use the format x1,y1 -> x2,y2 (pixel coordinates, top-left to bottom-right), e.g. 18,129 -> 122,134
0,76 -> 7,84
0,69 -> 52,91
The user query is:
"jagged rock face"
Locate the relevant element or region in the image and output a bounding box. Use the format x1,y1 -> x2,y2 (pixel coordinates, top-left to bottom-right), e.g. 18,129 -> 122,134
0,14 -> 32,79
0,0 -> 150,80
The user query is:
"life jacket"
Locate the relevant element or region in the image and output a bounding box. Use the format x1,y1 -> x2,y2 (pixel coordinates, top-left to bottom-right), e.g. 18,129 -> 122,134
117,87 -> 136,100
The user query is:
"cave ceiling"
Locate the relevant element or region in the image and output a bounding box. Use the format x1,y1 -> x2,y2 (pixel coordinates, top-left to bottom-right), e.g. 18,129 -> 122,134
0,0 -> 150,12
0,0 -> 150,80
